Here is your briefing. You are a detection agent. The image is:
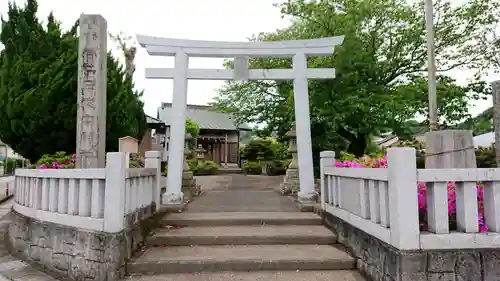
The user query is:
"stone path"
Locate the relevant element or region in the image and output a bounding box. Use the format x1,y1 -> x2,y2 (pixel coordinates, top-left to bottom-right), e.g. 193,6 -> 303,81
127,175 -> 366,281
186,175 -> 297,212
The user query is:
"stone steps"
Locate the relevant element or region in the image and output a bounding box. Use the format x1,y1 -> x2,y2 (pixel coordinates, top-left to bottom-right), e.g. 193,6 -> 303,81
128,244 -> 356,274
160,211 -> 322,226
148,225 -> 337,246
126,270 -> 366,281
127,211 -> 364,280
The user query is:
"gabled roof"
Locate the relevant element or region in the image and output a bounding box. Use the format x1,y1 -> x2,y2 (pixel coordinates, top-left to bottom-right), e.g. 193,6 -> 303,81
146,115 -> 164,124
157,103 -> 251,131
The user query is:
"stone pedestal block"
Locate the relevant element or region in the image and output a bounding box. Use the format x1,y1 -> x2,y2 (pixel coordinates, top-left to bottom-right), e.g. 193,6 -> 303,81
425,130 -> 476,169
181,133 -> 199,202
281,168 -> 300,195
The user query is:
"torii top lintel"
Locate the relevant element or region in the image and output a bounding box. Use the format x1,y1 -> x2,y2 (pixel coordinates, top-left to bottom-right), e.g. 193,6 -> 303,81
136,34 -> 345,58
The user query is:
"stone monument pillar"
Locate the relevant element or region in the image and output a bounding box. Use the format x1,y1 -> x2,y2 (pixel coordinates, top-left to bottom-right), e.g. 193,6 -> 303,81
492,80 -> 500,166
76,14 -> 107,169
281,124 -> 300,195
181,133 -> 199,202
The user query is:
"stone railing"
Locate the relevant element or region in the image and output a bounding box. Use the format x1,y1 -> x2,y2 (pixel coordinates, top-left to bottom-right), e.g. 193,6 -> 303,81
13,151 -> 162,232
320,147 -> 500,250
8,151 -> 163,281
320,147 -> 500,280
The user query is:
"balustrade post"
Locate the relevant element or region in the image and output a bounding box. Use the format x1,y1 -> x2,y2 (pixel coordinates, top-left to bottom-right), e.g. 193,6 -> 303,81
145,151 -> 162,211
103,152 -> 127,232
320,151 -> 335,210
387,147 -> 420,250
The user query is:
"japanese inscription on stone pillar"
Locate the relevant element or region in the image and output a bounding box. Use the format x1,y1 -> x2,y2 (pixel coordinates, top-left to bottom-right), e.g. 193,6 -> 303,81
76,14 -> 107,168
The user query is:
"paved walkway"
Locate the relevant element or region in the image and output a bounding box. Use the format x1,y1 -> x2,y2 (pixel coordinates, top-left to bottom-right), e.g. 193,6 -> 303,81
186,175 -> 298,212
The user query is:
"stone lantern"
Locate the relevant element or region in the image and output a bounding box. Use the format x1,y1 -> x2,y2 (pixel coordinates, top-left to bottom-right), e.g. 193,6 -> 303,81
182,133 -> 199,201
195,144 -> 206,162
281,123 -> 300,195
256,151 -> 267,175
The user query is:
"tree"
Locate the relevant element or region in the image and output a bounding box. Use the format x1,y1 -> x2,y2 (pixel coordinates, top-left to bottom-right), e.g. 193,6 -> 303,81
185,118 -> 200,138
212,0 -> 496,157
0,0 -> 147,162
109,32 -> 137,75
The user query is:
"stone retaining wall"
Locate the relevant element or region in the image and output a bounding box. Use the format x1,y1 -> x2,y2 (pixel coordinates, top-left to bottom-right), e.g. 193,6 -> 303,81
7,204 -> 158,281
322,212 -> 500,281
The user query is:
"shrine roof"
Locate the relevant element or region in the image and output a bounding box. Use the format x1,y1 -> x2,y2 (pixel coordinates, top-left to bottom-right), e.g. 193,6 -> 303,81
157,103 -> 251,131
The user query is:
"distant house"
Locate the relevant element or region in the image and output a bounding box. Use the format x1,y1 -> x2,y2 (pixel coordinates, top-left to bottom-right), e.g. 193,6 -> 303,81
0,140 -> 25,160
373,133 -> 426,148
157,103 -> 251,167
473,132 -> 495,148
373,131 -> 496,149
134,115 -> 168,157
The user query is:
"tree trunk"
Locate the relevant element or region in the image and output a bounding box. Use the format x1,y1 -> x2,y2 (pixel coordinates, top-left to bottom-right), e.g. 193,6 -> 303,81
337,127 -> 368,157
347,135 -> 367,157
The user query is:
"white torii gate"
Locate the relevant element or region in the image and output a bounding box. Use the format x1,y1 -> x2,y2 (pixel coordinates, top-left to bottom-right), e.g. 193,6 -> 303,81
137,35 -> 344,205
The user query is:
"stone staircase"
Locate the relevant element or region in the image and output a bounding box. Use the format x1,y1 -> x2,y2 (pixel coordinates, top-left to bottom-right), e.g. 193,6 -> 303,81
126,211 -> 366,280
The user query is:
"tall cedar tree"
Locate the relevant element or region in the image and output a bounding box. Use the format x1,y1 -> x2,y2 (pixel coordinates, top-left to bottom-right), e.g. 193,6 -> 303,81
0,0 -> 147,162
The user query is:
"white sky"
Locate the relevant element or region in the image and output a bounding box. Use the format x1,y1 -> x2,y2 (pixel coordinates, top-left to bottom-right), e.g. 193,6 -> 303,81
0,0 -> 496,118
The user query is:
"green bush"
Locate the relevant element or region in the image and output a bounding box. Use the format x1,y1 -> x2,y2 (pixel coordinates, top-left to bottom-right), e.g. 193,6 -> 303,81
241,137 -> 289,161
476,147 -> 496,168
164,159 -> 218,176
243,161 -> 262,175
185,118 -> 200,138
266,159 -> 289,176
30,152 -> 144,169
129,153 -> 145,168
191,160 -> 218,176
32,152 -> 75,169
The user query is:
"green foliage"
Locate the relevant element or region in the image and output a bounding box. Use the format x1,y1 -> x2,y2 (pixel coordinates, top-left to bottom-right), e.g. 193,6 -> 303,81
266,159 -> 290,176
5,158 -> 28,174
243,161 -> 262,175
129,153 -> 145,168
188,159 -> 218,176
393,140 -> 426,168
339,151 -> 356,162
30,151 -> 144,169
34,151 -> 75,169
454,107 -> 493,136
241,137 -> 289,161
212,0 -> 497,158
0,0 -> 147,162
476,147 -> 496,168
185,118 -> 200,138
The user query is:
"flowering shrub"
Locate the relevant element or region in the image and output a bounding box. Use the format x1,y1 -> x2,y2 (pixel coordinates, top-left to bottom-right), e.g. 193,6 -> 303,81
335,155 -> 487,232
31,152 -> 145,169
34,152 -> 75,169
129,153 -> 145,168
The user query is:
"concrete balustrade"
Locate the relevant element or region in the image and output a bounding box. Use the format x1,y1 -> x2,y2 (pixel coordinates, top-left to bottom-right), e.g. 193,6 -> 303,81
320,147 -> 500,280
321,147 -> 500,250
13,151 -> 162,232
8,151 -> 163,281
